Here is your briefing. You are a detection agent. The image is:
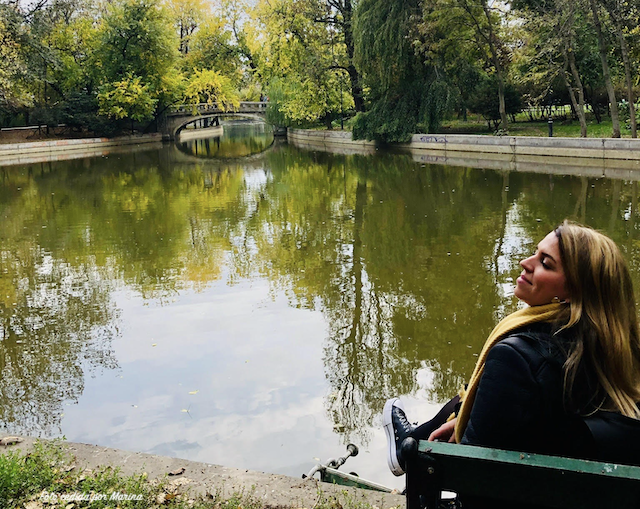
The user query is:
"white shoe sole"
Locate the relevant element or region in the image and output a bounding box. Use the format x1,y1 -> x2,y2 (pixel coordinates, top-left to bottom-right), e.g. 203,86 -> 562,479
383,398 -> 405,476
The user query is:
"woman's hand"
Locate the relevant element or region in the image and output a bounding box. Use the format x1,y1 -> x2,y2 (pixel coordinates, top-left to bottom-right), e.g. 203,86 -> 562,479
428,417 -> 457,443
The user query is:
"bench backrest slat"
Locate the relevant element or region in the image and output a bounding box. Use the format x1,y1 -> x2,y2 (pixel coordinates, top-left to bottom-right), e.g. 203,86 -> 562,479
412,440 -> 640,508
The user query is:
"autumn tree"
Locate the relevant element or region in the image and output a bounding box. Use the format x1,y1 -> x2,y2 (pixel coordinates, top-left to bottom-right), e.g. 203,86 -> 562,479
183,17 -> 243,83
164,0 -> 208,55
249,0 -> 354,127
183,68 -> 240,110
0,8 -> 30,118
91,0 -> 179,126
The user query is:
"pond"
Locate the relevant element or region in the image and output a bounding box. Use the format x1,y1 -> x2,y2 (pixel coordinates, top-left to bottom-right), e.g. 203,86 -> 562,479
1,121 -> 640,490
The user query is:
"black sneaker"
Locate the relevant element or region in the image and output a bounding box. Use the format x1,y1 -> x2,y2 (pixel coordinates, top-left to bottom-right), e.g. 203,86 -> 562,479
383,398 -> 414,476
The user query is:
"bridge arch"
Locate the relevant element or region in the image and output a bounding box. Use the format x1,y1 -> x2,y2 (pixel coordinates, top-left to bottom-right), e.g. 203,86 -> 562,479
162,102 -> 271,140
173,113 -> 269,139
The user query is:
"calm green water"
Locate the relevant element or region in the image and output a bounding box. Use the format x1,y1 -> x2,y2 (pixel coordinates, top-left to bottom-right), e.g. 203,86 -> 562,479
1,122 -> 640,488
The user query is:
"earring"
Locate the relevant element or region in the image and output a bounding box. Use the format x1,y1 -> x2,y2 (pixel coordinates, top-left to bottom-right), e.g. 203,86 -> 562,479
552,296 -> 568,304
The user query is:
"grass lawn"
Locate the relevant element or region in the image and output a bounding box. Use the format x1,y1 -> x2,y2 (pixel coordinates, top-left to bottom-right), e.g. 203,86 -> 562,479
0,440 -> 232,508
439,112 -> 634,138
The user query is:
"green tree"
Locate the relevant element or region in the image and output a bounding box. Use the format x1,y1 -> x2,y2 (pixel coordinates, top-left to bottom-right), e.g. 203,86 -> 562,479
97,73 -> 157,125
353,0 -> 452,141
601,0 -> 638,137
416,0 -> 513,131
92,0 -> 179,123
468,75 -> 522,129
513,0 -> 591,136
588,0 -> 622,137
314,0 -> 364,112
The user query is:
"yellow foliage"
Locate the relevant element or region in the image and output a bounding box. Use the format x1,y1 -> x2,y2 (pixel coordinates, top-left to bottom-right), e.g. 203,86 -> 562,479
183,68 -> 240,110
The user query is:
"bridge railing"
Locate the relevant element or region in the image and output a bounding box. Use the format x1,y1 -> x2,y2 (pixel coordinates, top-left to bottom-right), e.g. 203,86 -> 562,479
168,101 -> 268,115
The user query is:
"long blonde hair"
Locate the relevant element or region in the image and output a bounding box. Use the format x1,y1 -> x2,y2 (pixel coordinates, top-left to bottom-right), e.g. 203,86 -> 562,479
556,220 -> 640,418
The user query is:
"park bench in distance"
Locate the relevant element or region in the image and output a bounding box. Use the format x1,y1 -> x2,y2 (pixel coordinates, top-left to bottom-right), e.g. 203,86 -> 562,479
402,437 -> 640,508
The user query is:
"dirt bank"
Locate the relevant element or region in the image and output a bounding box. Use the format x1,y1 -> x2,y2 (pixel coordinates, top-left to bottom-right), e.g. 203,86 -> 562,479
1,436 -> 404,509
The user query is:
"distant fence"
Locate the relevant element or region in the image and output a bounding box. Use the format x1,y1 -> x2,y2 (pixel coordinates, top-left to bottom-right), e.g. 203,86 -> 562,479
1,124 -> 67,132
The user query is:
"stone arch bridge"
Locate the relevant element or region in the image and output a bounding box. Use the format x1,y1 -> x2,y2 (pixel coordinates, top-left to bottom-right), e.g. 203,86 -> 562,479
160,102 -> 269,140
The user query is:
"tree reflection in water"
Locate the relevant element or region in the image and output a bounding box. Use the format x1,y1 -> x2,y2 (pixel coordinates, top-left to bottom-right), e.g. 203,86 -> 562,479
0,152 -> 250,434
245,146 -> 640,444
3,141 -> 640,449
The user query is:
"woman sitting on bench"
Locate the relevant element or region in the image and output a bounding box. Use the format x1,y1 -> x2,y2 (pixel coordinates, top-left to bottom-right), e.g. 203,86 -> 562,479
384,220 -> 640,476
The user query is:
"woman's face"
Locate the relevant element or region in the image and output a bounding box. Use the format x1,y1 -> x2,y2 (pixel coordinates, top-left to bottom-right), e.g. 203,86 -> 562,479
514,231 -> 569,306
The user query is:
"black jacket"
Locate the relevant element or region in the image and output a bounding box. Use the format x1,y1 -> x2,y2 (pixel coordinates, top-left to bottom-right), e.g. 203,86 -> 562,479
458,324 -> 640,508
460,326 -> 594,459
461,324 -> 640,463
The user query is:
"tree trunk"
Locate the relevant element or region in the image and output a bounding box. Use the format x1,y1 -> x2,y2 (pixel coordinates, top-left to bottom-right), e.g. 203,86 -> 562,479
567,48 -> 588,137
342,0 -> 365,112
563,54 -> 581,129
589,0 -> 621,137
495,67 -> 508,130
614,19 -> 636,137
482,1 -> 508,130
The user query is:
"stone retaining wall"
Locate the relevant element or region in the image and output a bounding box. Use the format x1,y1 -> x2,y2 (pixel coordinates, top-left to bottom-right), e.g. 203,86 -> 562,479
409,134 -> 640,161
0,134 -> 163,166
177,125 -> 223,141
287,129 -> 376,154
289,129 -> 640,162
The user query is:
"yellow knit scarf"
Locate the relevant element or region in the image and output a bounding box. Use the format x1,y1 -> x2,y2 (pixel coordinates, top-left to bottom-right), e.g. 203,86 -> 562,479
454,303 -> 565,444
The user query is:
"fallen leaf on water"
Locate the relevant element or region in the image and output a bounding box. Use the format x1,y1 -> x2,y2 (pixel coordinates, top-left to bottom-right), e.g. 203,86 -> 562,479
168,467 -> 185,476
1,436 -> 23,446
152,343 -> 157,347
188,390 -> 198,395
181,409 -> 189,413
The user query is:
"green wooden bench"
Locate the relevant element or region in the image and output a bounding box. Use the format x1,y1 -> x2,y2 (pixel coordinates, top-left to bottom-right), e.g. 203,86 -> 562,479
402,438 -> 640,508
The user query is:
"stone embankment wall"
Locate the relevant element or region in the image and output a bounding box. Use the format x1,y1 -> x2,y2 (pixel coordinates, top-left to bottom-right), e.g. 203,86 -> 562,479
177,125 -> 223,141
287,129 -> 640,179
0,134 -> 163,166
408,134 -> 640,161
287,129 -> 376,155
288,128 -> 640,162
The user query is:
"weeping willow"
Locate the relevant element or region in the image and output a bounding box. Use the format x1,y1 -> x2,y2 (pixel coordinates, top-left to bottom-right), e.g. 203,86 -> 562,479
352,0 -> 452,142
